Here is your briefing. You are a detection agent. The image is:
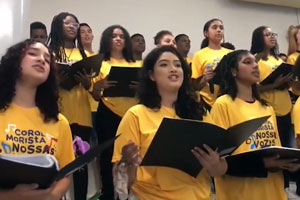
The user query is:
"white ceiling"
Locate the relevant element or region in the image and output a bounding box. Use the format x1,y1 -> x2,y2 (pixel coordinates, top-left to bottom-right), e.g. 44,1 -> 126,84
238,0 -> 300,8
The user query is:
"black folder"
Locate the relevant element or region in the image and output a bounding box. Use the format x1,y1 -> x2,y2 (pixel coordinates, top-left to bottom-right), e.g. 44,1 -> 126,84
103,66 -> 140,97
228,146 -> 300,163
0,135 -> 118,189
141,116 -> 270,177
57,54 -> 104,91
260,63 -> 293,89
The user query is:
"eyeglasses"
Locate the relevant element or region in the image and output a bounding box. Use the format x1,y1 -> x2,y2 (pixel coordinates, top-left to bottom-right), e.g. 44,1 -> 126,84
264,32 -> 278,38
63,21 -> 79,29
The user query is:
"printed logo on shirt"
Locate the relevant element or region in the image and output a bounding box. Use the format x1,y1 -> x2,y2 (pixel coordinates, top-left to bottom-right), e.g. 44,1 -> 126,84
0,123 -> 58,155
245,121 -> 277,149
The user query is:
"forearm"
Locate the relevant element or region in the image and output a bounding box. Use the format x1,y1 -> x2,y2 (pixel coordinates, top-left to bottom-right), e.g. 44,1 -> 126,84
127,164 -> 138,188
192,77 -> 207,91
257,83 -> 276,93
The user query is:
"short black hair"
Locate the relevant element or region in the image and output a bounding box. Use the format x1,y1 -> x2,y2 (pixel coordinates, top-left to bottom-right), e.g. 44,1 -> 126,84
131,33 -> 144,39
221,42 -> 235,50
80,23 -> 91,30
175,34 -> 188,43
30,22 -> 47,36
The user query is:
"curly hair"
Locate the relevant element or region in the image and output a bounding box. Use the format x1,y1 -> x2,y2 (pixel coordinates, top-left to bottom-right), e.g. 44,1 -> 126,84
218,50 -> 267,106
138,46 -> 206,120
0,39 -> 59,122
47,12 -> 87,62
250,26 -> 279,60
99,25 -> 134,62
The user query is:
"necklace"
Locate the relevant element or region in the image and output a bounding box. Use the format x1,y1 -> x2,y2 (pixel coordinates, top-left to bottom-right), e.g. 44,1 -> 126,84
65,48 -> 74,64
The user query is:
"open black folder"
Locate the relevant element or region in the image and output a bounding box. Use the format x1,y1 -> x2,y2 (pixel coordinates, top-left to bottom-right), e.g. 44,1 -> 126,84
57,54 -> 104,91
228,146 -> 300,163
141,116 -> 270,177
103,66 -> 140,97
260,63 -> 293,89
0,135 -> 118,189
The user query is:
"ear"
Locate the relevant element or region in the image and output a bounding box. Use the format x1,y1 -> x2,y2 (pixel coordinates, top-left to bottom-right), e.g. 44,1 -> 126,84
231,68 -> 237,77
148,70 -> 155,81
204,30 -> 208,38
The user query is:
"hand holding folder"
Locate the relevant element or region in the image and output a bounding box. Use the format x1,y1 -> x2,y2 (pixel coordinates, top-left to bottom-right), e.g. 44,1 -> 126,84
260,63 -> 293,90
57,54 -> 104,90
0,135 -> 118,189
141,116 -> 270,177
103,66 -> 141,97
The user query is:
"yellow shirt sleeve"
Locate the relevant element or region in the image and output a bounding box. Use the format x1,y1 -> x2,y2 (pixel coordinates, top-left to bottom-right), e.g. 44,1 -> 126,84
56,115 -> 75,169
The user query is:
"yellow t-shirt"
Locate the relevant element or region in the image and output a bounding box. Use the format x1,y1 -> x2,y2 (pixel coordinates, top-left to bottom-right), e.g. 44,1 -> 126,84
112,104 -> 213,200
258,56 -> 292,116
191,47 -> 232,106
91,58 -> 142,117
292,98 -> 300,136
210,95 -> 286,200
287,52 -> 300,95
85,53 -> 99,112
185,57 -> 193,67
0,104 -> 75,169
58,48 -> 92,127
287,52 -> 300,65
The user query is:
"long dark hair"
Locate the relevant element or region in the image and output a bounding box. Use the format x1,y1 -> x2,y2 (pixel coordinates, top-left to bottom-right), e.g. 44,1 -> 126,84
219,50 -> 267,105
250,26 -> 279,61
201,18 -> 223,49
99,25 -> 134,62
138,46 -> 206,120
0,39 -> 59,121
47,12 -> 87,62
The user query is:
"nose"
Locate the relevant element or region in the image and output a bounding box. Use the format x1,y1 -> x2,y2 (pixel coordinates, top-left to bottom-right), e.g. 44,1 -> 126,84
37,54 -> 46,64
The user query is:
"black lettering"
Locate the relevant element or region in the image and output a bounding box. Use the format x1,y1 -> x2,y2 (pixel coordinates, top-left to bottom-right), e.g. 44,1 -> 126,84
27,145 -> 34,154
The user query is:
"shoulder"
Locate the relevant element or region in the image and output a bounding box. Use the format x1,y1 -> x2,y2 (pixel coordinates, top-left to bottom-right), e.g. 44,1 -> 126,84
214,94 -> 233,105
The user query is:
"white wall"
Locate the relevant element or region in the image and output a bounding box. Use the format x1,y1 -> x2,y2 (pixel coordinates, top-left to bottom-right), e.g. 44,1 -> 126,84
1,0 -> 299,57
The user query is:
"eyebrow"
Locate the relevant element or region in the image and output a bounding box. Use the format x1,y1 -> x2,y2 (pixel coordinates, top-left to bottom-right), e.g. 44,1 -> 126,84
157,59 -> 180,63
28,47 -> 50,58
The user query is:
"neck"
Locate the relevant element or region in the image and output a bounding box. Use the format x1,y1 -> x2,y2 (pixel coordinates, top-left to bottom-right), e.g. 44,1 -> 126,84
297,44 -> 300,51
133,52 -> 142,61
208,41 -> 221,50
12,82 -> 37,108
64,40 -> 74,48
178,50 -> 188,58
159,90 -> 178,108
111,50 -> 124,60
236,81 -> 254,102
83,43 -> 94,54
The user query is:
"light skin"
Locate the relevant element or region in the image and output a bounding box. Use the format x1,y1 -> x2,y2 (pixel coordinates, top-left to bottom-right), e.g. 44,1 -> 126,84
116,52 -> 227,188
31,29 -> 48,44
258,28 -> 293,93
233,53 -> 300,172
176,35 -> 191,58
296,29 -> 300,50
0,42 -> 71,200
80,25 -> 94,54
193,20 -> 224,91
158,34 -> 176,48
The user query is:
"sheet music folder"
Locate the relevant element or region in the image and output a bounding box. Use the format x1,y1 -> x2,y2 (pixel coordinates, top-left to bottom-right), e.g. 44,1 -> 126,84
228,146 -> 300,164
141,116 -> 270,177
0,135 -> 118,189
57,54 -> 104,90
260,63 -> 293,87
103,66 -> 140,97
